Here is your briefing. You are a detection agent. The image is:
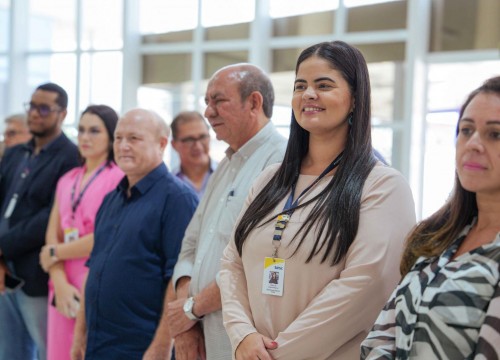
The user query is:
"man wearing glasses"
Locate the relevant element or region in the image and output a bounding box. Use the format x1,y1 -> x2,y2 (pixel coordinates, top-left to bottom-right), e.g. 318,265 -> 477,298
170,111 -> 217,199
3,113 -> 32,148
0,83 -> 80,360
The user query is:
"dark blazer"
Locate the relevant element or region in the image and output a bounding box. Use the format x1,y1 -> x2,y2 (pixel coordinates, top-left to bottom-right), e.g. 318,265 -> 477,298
0,132 -> 80,296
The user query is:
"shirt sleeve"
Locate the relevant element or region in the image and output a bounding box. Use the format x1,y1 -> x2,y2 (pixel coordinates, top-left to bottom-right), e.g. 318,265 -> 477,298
171,194 -> 205,287
268,167 -> 416,359
474,279 -> 500,359
360,288 -> 398,359
162,191 -> 199,281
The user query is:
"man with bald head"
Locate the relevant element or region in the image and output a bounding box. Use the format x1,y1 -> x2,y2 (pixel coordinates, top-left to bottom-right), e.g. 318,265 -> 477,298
72,109 -> 198,359
168,64 -> 287,359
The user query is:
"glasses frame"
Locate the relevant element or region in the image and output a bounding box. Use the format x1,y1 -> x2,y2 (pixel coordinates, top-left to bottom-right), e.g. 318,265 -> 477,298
177,133 -> 211,146
24,102 -> 62,118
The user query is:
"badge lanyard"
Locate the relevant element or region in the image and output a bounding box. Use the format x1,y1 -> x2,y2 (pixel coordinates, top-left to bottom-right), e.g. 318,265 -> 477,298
2,152 -> 31,220
271,151 -> 344,258
70,164 -> 107,221
262,151 -> 343,297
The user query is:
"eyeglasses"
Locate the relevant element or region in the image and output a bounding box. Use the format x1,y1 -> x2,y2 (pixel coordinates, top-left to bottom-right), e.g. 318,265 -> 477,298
177,134 -> 210,146
24,102 -> 61,117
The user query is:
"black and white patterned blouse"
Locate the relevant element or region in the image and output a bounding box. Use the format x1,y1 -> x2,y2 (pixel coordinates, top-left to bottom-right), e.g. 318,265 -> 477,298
361,220 -> 500,359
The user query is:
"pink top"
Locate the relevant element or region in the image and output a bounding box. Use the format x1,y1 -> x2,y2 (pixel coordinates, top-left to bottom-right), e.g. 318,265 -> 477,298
56,162 -> 124,238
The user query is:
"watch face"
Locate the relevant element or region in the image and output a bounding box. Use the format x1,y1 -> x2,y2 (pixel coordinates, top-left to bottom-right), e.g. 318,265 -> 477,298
183,298 -> 193,313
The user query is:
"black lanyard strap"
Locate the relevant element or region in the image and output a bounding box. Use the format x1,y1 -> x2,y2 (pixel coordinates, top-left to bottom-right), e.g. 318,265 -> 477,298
272,151 -> 344,244
70,164 -> 107,218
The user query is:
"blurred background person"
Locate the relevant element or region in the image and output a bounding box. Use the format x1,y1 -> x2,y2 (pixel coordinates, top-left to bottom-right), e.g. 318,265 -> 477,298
39,105 -> 123,360
3,113 -> 32,148
0,82 -> 80,360
170,111 -> 217,199
219,41 -> 416,360
361,76 -> 500,359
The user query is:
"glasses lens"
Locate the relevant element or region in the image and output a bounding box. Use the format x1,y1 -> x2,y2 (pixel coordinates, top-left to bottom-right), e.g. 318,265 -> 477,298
37,105 -> 52,117
24,103 -> 56,117
4,130 -> 17,138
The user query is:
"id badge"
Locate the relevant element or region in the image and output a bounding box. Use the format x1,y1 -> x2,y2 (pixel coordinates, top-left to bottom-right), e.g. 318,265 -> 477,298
3,194 -> 18,219
262,257 -> 285,296
64,228 -> 79,243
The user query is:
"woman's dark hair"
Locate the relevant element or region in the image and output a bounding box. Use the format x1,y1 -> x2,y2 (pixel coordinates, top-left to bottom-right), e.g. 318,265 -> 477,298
81,104 -> 119,164
400,76 -> 500,276
234,41 -> 376,265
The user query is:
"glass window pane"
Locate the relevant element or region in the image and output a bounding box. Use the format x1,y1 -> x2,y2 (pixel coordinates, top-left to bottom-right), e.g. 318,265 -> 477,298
204,51 -> 248,79
369,62 -> 397,125
272,12 -> 334,37
0,1 -> 9,52
79,52 -> 122,113
347,0 -> 407,31
422,60 -> 500,218
270,0 -> 337,18
29,0 -> 76,51
430,0 -> 499,52
201,0 -> 254,27
0,56 -> 8,123
345,0 -> 403,8
372,127 -> 394,166
82,0 -> 123,50
27,54 -> 77,125
143,54 -> 193,84
139,0 -> 198,34
205,23 -> 250,41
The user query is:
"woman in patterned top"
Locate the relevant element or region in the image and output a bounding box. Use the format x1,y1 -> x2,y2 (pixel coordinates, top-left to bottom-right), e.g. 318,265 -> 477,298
361,76 -> 500,359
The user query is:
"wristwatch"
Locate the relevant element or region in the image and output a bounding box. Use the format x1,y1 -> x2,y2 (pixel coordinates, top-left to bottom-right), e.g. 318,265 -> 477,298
183,297 -> 203,321
49,245 -> 58,261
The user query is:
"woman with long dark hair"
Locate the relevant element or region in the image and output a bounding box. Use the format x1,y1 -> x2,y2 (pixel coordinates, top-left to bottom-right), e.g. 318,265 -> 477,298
219,41 -> 416,359
39,105 -> 123,360
362,76 -> 500,359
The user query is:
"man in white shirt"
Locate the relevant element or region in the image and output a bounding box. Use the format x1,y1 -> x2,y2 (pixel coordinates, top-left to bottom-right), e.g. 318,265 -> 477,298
168,63 -> 287,360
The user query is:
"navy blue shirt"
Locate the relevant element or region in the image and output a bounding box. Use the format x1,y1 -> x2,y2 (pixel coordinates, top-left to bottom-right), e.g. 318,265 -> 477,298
85,163 -> 198,359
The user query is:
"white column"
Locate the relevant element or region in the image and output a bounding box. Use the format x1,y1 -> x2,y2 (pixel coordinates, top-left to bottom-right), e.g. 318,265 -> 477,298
405,0 -> 431,219
7,0 -> 29,115
122,0 -> 141,112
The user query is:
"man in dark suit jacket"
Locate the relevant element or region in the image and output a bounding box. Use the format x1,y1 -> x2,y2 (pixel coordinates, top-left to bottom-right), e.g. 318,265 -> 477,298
0,83 -> 80,360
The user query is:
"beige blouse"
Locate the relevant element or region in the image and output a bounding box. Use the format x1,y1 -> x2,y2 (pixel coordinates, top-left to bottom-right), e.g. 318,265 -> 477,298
220,162 -> 416,360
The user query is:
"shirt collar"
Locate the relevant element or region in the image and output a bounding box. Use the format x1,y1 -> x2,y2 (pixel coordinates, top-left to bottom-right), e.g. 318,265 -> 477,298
22,132 -> 67,155
118,163 -> 168,198
225,121 -> 276,160
174,157 -> 216,178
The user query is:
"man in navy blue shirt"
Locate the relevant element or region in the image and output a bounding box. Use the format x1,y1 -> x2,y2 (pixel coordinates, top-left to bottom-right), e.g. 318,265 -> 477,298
0,82 -> 80,360
71,109 -> 198,360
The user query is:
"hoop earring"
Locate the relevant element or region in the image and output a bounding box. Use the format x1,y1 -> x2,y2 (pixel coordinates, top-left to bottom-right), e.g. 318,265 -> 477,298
347,112 -> 353,126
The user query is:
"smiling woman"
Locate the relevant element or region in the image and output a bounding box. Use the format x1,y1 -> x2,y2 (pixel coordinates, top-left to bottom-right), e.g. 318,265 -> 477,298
219,41 -> 416,360
362,76 -> 500,360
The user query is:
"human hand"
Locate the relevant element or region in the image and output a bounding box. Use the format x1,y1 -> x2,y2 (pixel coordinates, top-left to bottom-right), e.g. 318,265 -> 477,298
174,324 -> 206,360
167,297 -> 197,337
39,245 -> 58,272
235,333 -> 277,360
70,319 -> 86,360
143,342 -> 171,360
53,281 -> 81,318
